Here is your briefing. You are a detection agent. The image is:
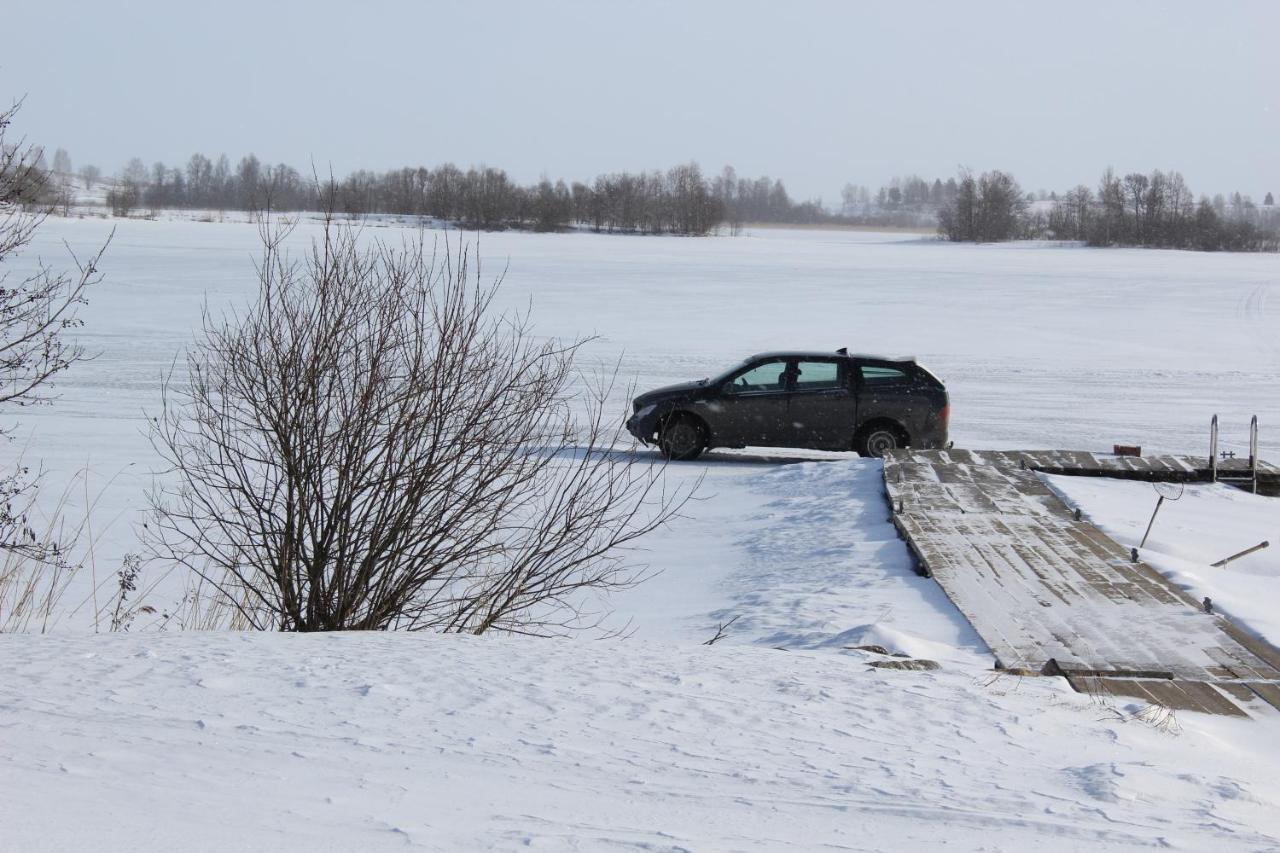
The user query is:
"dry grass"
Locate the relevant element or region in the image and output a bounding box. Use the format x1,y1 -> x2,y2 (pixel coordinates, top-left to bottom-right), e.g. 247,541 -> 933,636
167,566 -> 258,631
0,466 -> 145,633
0,469 -> 93,632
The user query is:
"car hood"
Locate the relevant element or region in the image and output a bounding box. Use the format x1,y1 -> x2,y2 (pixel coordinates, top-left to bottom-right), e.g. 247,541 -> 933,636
633,379 -> 707,408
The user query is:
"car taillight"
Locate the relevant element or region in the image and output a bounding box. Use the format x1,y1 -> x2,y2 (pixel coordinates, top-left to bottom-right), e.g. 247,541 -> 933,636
940,403 -> 950,425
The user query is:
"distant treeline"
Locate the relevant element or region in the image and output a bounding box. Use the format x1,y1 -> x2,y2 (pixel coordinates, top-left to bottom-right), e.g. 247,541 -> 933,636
1044,170 -> 1278,251
937,168 -> 1279,251
48,150 -> 909,234
88,155 -> 730,235
33,146 -> 1280,250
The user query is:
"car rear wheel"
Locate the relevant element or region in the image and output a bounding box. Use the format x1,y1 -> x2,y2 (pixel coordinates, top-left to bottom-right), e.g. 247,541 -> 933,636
855,424 -> 904,458
659,415 -> 706,461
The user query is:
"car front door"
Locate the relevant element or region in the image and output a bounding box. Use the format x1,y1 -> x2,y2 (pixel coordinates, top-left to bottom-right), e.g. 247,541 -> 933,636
786,359 -> 857,449
708,359 -> 793,447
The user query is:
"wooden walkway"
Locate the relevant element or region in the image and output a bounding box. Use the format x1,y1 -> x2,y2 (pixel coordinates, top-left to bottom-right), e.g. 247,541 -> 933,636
957,449 -> 1280,494
884,449 -> 1280,718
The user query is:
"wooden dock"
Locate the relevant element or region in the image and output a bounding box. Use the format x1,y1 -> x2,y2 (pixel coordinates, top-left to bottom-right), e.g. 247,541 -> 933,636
968,449 -> 1280,494
884,449 -> 1280,718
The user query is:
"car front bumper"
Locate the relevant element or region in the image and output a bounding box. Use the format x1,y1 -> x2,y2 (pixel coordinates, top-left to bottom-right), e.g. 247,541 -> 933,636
625,404 -> 660,445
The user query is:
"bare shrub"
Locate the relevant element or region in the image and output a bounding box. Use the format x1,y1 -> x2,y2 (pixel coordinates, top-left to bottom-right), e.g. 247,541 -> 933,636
147,219 -> 691,633
1,100 -> 110,629
1,105 -> 106,422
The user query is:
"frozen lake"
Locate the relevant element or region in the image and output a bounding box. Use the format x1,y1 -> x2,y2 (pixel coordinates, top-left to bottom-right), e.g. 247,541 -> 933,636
8,217 -> 1280,851
7,215 -> 1280,610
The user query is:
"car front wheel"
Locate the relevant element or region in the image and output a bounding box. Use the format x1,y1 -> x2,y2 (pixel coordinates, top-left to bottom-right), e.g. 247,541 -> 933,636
856,425 -> 903,458
659,415 -> 706,461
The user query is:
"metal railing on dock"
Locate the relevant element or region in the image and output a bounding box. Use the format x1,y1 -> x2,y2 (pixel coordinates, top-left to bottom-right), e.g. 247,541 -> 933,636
1210,414 -> 1260,494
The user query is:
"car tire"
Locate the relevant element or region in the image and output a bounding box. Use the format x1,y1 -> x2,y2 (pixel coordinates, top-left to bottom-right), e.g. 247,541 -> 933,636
855,424 -> 904,458
659,415 -> 706,461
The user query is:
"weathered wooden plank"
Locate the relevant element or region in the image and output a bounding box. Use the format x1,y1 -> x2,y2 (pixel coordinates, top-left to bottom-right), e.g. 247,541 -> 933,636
1172,680 -> 1251,717
1069,676 -> 1256,717
884,448 -> 1280,716
1217,682 -> 1258,703
1216,621 -> 1280,677
1203,645 -> 1279,682
1246,682 -> 1280,713
1069,676 -> 1167,707
1127,680 -> 1198,711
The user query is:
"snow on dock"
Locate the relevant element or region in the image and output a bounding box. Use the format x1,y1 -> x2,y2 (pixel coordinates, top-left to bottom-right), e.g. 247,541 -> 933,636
884,449 -> 1280,717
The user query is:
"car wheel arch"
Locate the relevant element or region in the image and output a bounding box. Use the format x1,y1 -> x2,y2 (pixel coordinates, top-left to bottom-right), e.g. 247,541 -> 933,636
660,408 -> 712,442
854,418 -> 910,456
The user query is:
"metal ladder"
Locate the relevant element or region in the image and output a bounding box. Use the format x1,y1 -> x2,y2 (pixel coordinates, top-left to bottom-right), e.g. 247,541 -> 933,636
1209,414 -> 1259,494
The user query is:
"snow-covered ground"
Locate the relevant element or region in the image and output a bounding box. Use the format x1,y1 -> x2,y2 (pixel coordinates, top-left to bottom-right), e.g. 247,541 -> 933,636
4,218 -> 1280,850
6,627 -> 1280,852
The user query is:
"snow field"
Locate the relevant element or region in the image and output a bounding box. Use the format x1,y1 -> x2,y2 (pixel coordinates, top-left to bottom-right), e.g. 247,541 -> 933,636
10,214 -> 1280,614
4,631 -> 1280,852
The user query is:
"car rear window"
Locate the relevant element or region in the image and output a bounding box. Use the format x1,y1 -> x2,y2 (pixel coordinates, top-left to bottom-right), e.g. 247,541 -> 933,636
860,365 -> 909,385
794,361 -> 841,390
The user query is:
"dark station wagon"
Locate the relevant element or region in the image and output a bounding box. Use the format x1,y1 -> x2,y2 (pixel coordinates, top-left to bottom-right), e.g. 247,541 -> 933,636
626,349 -> 949,460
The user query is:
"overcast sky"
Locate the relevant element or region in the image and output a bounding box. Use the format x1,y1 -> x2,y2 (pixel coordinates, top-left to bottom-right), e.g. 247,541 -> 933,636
5,0 -> 1277,201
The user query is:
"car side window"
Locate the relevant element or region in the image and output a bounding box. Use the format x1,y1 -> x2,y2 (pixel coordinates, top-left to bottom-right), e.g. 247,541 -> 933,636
860,365 -> 909,385
793,361 -> 842,391
725,360 -> 789,394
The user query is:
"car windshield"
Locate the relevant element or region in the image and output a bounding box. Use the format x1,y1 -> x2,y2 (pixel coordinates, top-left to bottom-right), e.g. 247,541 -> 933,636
726,360 -> 792,393
711,359 -> 755,384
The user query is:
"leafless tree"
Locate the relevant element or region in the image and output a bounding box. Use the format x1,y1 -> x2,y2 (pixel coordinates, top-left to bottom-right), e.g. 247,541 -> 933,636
938,169 -> 1027,242
938,169 -> 977,241
45,150 -> 76,216
1123,172 -> 1150,243
0,100 -> 109,601
1,104 -> 107,423
1053,184 -> 1093,240
147,218 -> 693,634
78,164 -> 100,190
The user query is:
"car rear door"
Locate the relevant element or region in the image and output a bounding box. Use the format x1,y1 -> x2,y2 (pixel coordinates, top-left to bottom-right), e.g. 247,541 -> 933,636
785,359 -> 857,449
854,360 -> 922,435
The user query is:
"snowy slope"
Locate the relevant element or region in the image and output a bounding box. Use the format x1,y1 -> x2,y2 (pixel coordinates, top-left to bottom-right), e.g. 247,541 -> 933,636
610,458 -> 988,663
5,459 -> 1280,851
5,631 -> 1280,853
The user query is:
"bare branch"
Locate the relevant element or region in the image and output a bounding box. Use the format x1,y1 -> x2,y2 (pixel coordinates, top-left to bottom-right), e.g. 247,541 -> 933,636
147,216 -> 695,634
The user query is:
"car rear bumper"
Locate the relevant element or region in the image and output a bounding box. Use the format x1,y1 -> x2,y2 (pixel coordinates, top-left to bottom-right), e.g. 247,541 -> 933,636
913,417 -> 948,450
